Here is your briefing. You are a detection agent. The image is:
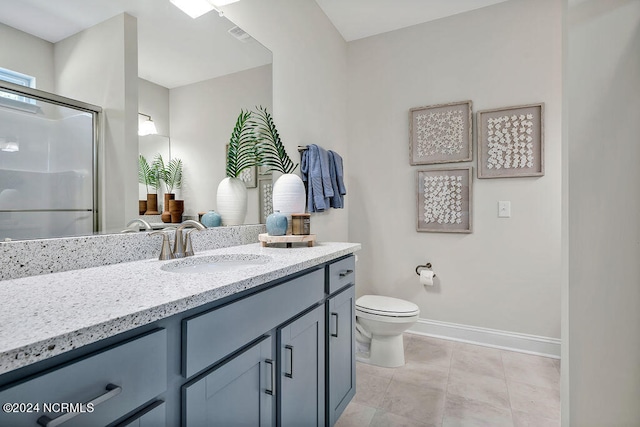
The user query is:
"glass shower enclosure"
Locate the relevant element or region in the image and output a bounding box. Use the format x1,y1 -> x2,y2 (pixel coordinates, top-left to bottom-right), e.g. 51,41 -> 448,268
0,81 -> 100,241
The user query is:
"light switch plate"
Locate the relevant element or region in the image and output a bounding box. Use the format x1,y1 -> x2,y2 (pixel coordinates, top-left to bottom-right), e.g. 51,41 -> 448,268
498,201 -> 511,218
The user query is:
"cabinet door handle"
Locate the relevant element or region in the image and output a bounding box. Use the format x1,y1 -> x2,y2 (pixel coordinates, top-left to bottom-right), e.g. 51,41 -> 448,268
265,359 -> 275,396
37,383 -> 122,427
284,345 -> 294,378
331,312 -> 339,337
339,270 -> 354,278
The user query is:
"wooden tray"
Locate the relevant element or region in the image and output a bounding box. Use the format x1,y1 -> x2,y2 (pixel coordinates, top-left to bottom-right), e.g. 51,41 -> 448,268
258,233 -> 316,248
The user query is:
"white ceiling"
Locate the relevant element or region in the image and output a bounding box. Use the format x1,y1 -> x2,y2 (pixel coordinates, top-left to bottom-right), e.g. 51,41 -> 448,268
315,0 -> 511,41
0,0 -> 511,88
0,0 -> 272,89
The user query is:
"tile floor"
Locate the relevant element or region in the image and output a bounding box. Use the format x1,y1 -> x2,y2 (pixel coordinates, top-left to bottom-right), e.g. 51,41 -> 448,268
336,334 -> 560,427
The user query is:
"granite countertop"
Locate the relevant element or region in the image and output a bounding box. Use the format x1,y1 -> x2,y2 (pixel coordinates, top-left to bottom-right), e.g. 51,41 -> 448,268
0,242 -> 360,375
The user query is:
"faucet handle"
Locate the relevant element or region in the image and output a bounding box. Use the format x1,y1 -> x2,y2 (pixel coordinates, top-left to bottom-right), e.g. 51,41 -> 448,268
184,229 -> 200,257
149,231 -> 175,260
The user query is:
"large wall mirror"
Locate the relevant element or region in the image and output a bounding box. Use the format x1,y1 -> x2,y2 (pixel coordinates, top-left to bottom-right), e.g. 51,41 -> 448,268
0,0 -> 272,240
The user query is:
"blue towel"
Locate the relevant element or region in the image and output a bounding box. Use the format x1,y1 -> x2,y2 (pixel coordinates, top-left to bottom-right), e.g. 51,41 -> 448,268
301,144 -> 334,212
328,150 -> 346,208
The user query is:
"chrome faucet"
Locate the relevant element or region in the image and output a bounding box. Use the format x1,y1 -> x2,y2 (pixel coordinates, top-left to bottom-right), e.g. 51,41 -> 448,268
173,220 -> 206,258
149,230 -> 175,260
121,218 -> 152,233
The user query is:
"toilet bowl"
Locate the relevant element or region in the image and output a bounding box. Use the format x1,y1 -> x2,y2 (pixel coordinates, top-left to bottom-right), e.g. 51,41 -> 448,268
355,295 -> 419,368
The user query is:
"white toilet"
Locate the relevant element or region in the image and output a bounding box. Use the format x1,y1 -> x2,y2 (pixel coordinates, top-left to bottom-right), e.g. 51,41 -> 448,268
355,295 -> 420,368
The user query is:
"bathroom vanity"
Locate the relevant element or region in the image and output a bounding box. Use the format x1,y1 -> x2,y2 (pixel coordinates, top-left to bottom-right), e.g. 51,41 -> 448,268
0,242 -> 359,426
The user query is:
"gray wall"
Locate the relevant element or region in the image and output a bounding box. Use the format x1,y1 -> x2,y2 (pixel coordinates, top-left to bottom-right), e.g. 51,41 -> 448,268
566,0 -> 640,424
346,0 -> 562,340
224,0 -> 349,241
169,64 -> 273,223
139,78 -> 170,137
54,13 -> 139,234
0,23 -> 54,93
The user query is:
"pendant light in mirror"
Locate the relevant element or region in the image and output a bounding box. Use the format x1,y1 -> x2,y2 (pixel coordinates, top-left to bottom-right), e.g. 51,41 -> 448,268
138,113 -> 158,136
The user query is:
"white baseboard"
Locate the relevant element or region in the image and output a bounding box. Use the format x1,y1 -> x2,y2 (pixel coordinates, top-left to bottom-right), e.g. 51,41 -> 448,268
407,318 -> 561,359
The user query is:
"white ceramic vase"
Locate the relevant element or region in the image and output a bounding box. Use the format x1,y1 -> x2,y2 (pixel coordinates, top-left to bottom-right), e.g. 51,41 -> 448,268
272,173 -> 306,221
216,177 -> 247,226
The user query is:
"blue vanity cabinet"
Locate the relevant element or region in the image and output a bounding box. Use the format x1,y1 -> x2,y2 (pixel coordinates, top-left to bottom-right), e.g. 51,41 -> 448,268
182,336 -> 274,427
115,400 -> 166,427
279,304 -> 325,427
182,269 -> 325,378
0,329 -> 167,427
327,285 -> 356,426
326,255 -> 356,426
0,254 -> 358,427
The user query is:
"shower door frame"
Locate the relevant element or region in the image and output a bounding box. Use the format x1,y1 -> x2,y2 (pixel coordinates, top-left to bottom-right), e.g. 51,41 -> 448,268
0,81 -> 102,234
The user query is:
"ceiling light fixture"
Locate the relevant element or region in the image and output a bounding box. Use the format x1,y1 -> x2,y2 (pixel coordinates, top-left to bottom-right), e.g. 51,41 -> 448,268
138,113 -> 158,136
0,138 -> 19,153
210,0 -> 241,6
169,0 -> 240,19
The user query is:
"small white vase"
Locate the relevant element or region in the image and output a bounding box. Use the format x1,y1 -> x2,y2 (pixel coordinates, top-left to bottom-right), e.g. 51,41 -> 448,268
272,173 -> 306,220
216,177 -> 247,226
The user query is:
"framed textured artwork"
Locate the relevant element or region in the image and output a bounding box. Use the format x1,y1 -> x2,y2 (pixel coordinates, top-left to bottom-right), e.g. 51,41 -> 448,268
258,176 -> 273,223
239,165 -> 257,188
416,167 -> 472,233
477,103 -> 544,178
409,100 -> 472,165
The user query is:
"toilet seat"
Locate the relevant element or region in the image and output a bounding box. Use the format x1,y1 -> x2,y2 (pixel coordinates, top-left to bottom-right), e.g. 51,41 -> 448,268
356,295 -> 419,318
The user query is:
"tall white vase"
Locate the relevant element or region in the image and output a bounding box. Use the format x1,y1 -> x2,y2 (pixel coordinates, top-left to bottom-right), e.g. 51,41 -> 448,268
272,174 -> 306,229
216,177 -> 247,226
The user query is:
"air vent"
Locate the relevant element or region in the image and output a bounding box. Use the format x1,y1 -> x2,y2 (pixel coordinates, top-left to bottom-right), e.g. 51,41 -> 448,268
228,26 -> 251,42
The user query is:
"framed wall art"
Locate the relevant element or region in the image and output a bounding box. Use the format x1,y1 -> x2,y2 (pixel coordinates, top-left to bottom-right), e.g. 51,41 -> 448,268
258,176 -> 273,223
416,167 -> 472,233
477,103 -> 544,178
409,100 -> 472,165
239,165 -> 257,188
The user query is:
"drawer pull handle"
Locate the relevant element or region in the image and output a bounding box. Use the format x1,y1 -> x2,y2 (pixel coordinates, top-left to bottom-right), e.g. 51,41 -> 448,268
284,345 -> 294,378
265,359 -> 275,395
339,270 -> 354,278
331,312 -> 339,337
37,383 -> 122,427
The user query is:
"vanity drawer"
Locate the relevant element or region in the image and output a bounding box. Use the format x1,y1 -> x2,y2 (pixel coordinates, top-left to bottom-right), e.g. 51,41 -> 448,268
0,329 -> 167,427
328,256 -> 356,295
183,268 -> 324,378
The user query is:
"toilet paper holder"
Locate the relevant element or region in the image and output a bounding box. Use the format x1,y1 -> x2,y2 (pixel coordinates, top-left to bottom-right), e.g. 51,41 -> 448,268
415,262 -> 436,277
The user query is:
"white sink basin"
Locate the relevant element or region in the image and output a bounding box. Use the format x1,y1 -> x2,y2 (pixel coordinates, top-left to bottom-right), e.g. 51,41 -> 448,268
161,254 -> 272,274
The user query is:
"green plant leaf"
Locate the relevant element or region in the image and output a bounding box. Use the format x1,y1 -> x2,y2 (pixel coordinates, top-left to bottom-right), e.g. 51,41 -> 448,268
138,154 -> 159,193
252,106 -> 297,174
151,154 -> 183,193
226,109 -> 259,178
165,158 -> 183,193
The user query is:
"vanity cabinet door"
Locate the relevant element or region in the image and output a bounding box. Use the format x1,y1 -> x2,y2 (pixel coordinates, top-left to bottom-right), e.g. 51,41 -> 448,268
182,336 -> 274,427
279,305 -> 325,427
113,400 -> 165,427
327,285 -> 356,426
0,329 -> 167,427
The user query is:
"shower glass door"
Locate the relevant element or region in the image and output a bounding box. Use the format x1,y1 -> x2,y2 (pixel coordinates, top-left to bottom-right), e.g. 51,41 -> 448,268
0,83 -> 100,241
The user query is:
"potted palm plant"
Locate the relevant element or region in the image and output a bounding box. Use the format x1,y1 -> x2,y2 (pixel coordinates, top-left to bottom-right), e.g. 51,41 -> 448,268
252,106 -> 304,224
216,109 -> 260,225
153,154 -> 184,223
138,154 -> 160,215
